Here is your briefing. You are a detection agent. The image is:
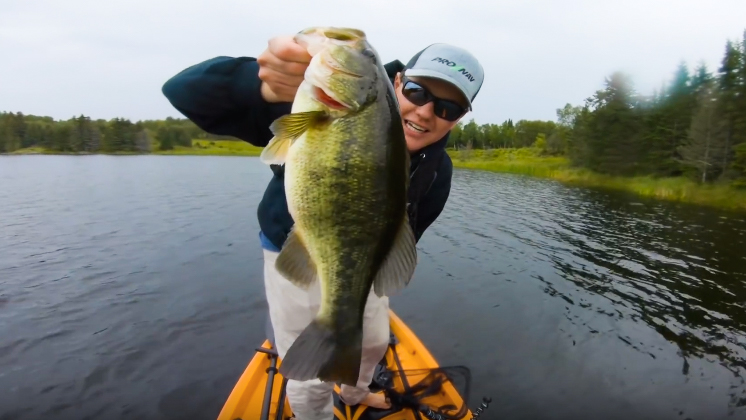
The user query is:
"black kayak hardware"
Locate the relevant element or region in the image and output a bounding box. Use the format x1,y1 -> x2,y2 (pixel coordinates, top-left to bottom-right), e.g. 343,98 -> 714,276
248,325 -> 493,420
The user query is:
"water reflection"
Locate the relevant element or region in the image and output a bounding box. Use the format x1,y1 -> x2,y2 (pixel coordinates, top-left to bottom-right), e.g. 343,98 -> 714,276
450,169 -> 746,413
1,156 -> 744,419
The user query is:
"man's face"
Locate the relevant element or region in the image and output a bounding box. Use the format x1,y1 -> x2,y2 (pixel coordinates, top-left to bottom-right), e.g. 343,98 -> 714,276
393,73 -> 468,153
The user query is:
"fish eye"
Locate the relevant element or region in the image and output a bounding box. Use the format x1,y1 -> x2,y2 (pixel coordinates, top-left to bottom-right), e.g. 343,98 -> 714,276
362,48 -> 377,63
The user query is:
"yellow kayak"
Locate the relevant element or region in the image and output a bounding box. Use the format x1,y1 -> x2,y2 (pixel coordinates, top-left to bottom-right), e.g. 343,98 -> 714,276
217,309 -> 487,420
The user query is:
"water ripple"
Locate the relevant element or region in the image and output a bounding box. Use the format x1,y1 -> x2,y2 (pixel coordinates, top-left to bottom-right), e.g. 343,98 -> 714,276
1,156 -> 744,420
440,168 -> 746,417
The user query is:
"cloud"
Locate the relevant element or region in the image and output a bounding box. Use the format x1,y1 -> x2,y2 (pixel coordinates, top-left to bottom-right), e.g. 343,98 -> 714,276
1,0 -> 745,125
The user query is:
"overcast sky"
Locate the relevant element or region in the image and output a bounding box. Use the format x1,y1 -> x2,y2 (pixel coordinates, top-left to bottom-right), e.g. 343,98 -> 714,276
1,0 -> 744,126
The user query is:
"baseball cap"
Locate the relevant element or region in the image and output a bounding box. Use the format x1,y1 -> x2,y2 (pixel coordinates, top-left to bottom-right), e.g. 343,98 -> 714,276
403,43 -> 484,110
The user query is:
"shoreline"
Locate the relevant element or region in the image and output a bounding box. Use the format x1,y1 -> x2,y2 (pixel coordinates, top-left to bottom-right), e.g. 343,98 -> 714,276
448,149 -> 746,213
5,145 -> 744,213
3,140 -> 263,157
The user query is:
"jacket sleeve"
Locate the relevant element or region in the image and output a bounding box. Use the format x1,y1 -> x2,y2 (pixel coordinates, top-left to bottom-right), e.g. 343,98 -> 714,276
161,56 -> 291,147
413,153 -> 453,242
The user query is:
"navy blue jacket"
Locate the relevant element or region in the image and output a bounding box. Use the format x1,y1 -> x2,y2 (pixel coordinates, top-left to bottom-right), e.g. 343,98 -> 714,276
162,56 -> 453,250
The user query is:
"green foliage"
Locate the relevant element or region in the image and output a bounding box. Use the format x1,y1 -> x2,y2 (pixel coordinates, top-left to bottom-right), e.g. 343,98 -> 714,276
156,126 -> 191,151
2,28 -> 744,198
446,28 -> 746,208
0,112 -> 245,155
156,139 -> 262,156
445,117 -> 553,151
677,80 -> 726,183
450,148 -> 746,212
557,29 -> 746,188
532,133 -> 547,154
732,143 -> 746,188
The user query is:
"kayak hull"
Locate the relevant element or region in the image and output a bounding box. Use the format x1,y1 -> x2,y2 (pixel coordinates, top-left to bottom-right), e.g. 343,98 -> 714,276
217,309 -> 472,420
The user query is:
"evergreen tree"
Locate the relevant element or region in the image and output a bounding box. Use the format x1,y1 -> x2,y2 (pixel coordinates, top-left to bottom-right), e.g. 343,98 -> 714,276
732,143 -> 746,187
678,80 -> 726,182
580,72 -> 643,176
716,40 -> 742,178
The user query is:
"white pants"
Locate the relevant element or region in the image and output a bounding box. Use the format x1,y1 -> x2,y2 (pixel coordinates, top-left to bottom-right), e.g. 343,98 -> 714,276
262,249 -> 391,420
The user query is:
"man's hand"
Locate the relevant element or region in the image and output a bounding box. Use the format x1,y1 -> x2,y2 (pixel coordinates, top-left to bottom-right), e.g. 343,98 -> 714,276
257,35 -> 311,103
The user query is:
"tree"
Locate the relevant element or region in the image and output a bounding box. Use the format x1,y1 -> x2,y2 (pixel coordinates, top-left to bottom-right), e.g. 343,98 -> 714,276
446,122 -> 462,149
513,120 -> 556,148
576,72 -> 644,176
157,127 -> 174,150
135,130 -> 151,152
499,119 -> 515,148
678,81 -> 726,183
460,119 -> 479,150
532,133 -> 547,155
731,143 -> 746,188
716,40 -> 743,177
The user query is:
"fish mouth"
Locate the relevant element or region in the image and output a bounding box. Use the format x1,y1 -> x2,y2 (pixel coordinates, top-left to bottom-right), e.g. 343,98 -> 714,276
313,86 -> 353,110
294,26 -> 366,58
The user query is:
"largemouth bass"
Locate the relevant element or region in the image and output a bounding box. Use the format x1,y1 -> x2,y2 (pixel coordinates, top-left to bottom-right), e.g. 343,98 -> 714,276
259,26 -> 417,386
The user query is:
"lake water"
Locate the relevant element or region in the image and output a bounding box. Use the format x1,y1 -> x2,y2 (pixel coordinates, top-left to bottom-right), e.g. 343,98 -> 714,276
1,155 -> 745,420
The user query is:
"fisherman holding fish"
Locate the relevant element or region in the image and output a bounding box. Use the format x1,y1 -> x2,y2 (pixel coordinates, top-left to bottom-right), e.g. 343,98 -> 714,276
162,27 -> 483,420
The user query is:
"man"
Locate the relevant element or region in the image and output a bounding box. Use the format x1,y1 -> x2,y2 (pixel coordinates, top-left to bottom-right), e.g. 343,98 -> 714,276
162,33 -> 484,419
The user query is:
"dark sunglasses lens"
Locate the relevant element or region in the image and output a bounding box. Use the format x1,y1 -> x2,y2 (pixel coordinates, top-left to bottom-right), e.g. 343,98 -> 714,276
403,79 -> 466,121
402,81 -> 430,106
435,101 -> 466,121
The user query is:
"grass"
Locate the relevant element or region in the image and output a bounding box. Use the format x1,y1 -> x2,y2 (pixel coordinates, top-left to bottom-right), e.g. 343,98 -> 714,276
5,140 -> 263,157
8,146 -> 48,154
7,147 -> 95,155
154,139 -> 263,156
449,148 -> 746,212
8,142 -> 745,212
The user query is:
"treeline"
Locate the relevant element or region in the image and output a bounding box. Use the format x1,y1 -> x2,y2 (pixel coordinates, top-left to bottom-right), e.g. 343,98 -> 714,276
0,113 -> 235,154
3,31 -> 745,187
448,30 -> 746,186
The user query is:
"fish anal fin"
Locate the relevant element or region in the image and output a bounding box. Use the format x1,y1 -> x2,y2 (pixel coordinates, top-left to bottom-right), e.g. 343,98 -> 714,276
373,216 -> 418,297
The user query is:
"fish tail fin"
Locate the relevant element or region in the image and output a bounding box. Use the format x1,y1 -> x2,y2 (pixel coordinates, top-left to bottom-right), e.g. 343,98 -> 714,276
279,319 -> 362,386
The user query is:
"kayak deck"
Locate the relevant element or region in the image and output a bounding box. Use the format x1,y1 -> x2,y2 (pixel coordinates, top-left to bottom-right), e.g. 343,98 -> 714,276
217,310 -> 473,420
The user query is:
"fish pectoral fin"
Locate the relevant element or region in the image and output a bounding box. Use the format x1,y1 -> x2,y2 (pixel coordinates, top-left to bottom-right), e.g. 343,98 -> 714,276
373,217 -> 418,297
275,229 -> 318,289
270,110 -> 328,139
259,111 -> 328,165
259,135 -> 291,165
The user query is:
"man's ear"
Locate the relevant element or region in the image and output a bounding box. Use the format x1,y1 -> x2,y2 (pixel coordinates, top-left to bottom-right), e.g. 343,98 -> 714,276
394,72 -> 402,89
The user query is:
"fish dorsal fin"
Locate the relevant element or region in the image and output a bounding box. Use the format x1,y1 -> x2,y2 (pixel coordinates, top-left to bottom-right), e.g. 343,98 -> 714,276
373,216 -> 417,297
260,110 -> 328,165
275,228 -> 318,289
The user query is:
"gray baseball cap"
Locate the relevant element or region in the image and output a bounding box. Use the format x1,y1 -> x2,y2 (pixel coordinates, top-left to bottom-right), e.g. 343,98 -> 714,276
403,43 -> 484,110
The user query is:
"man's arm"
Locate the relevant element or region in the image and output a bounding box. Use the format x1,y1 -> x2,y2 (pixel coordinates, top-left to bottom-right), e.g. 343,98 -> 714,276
413,153 -> 453,242
161,56 -> 291,147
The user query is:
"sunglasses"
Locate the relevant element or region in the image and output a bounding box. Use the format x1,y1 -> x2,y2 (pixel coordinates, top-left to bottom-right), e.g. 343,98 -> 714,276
400,76 -> 468,122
